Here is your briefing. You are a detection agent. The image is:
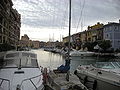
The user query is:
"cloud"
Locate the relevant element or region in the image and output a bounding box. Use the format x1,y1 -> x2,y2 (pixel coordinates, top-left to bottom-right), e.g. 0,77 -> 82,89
12,0 -> 120,29
12,0 -> 120,41
12,0 -> 69,28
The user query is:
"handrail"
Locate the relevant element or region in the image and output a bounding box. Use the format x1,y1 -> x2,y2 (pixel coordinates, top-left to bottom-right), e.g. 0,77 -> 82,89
20,74 -> 43,89
0,78 -> 10,90
0,74 -> 42,90
111,62 -> 116,68
116,62 -> 120,68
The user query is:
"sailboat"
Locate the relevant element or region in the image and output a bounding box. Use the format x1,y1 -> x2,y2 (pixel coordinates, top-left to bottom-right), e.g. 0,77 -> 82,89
44,0 -> 88,90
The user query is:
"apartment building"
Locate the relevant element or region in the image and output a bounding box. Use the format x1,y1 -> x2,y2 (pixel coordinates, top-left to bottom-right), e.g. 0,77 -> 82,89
0,0 -> 21,47
103,20 -> 120,50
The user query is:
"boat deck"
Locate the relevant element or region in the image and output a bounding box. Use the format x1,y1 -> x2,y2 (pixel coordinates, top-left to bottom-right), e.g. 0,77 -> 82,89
47,71 -> 88,90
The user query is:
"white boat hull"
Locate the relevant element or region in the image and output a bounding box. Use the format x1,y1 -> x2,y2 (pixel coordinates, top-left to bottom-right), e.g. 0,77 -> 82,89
75,71 -> 120,90
70,51 -> 94,57
75,65 -> 120,90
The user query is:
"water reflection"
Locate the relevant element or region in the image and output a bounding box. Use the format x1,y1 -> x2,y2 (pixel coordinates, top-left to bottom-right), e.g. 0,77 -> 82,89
32,49 -> 120,73
32,49 -> 65,69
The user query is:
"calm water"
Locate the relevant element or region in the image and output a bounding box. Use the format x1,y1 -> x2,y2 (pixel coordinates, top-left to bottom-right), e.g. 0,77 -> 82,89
32,49 -> 120,73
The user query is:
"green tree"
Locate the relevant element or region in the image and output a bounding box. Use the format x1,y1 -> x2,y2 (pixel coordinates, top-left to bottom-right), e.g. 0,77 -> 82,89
64,42 -> 72,47
98,40 -> 112,52
83,41 -> 97,51
0,43 -> 15,51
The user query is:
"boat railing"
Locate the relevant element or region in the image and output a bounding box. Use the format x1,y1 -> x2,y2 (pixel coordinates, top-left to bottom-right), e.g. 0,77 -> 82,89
0,74 -> 42,90
111,62 -> 120,69
0,78 -> 10,90
20,74 -> 43,89
111,62 -> 116,68
116,62 -> 120,68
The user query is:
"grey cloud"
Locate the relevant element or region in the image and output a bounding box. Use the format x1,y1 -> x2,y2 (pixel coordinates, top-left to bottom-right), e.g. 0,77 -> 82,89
12,0 -> 120,29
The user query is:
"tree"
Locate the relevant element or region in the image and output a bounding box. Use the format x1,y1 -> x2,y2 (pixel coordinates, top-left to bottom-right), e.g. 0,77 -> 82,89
83,41 -> 97,51
0,43 -> 15,51
98,40 -> 112,52
64,42 -> 72,47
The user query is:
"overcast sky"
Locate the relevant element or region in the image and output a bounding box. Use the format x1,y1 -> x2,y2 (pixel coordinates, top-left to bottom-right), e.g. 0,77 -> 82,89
12,0 -> 120,41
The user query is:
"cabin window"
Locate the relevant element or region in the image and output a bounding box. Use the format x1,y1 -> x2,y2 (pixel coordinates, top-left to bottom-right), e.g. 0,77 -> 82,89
22,53 -> 36,58
22,52 -> 29,57
6,53 -> 19,58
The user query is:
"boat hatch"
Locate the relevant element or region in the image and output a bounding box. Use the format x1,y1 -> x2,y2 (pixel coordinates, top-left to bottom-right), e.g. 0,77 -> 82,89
14,71 -> 24,74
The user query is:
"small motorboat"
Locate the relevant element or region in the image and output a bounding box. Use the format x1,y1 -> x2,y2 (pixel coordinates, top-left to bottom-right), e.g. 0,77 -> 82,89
74,62 -> 120,90
0,51 -> 44,90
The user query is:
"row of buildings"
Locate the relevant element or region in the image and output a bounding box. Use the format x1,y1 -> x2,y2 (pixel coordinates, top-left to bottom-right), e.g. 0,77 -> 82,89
19,34 -> 46,49
0,0 -> 21,47
63,20 -> 120,50
20,34 -> 63,49
0,0 -> 62,50
1,0 -> 120,51
21,20 -> 120,51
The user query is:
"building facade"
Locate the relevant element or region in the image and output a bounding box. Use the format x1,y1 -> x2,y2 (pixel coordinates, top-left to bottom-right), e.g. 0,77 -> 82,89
32,41 -> 40,49
19,34 -> 32,47
0,0 -> 21,47
39,41 -> 46,48
63,20 -> 120,50
86,22 -> 103,42
80,31 -> 87,44
103,21 -> 120,50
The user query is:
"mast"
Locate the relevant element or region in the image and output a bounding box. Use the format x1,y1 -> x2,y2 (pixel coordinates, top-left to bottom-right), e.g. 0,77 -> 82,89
68,0 -> 71,60
65,0 -> 71,81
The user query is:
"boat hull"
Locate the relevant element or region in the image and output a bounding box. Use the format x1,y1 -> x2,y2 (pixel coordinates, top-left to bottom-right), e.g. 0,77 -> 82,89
75,70 -> 120,90
70,51 -> 94,57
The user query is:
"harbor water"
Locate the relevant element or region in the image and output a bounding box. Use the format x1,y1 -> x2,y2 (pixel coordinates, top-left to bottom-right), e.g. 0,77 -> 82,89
32,49 -> 120,73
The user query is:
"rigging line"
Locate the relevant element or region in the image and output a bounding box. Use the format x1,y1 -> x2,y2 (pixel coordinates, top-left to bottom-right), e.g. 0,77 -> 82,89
31,1 -> 54,16
33,0 -> 59,18
33,1 -> 68,21
44,0 -> 60,17
75,0 -> 86,32
60,0 -> 69,30
59,0 -> 69,41
45,0 -> 67,11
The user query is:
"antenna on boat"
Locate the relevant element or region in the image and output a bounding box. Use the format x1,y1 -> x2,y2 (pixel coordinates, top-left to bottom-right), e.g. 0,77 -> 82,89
18,59 -> 21,70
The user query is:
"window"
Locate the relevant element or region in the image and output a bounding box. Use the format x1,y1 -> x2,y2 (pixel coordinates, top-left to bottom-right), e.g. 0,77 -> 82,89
106,34 -> 109,38
118,41 -> 120,45
22,53 -> 37,58
6,53 -> 19,58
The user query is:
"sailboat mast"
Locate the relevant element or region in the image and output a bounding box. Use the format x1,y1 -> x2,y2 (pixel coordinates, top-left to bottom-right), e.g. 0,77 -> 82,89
68,0 -> 71,59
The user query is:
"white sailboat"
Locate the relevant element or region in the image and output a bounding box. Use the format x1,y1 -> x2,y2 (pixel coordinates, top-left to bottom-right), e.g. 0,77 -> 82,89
0,51 -> 44,90
44,0 -> 88,90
